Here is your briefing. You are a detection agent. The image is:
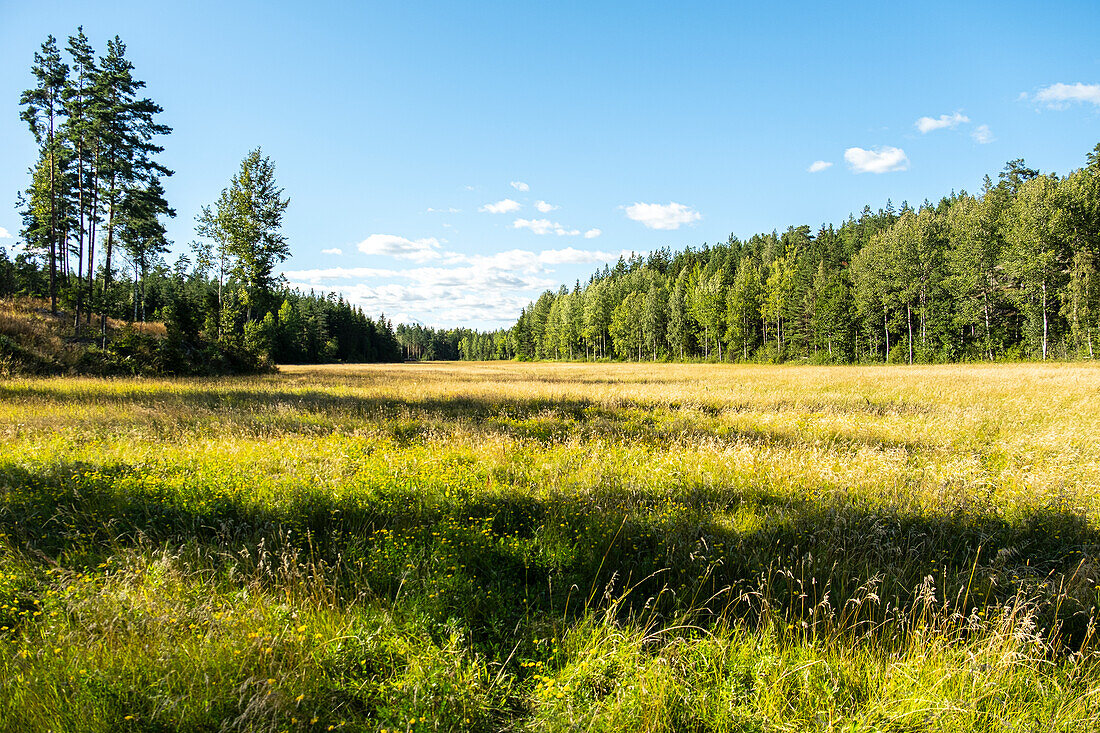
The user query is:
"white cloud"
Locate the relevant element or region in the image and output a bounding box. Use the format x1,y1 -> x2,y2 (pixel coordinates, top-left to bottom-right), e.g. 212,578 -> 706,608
807,160 -> 832,173
461,247 -> 638,272
623,202 -> 701,230
0,227 -> 11,239
426,207 -> 460,213
915,112 -> 969,133
535,200 -> 558,213
282,266 -> 399,283
510,181 -> 530,192
513,218 -> 581,236
1032,82 -> 1100,109
321,247 -> 342,255
513,219 -> 554,235
843,146 -> 909,174
282,245 -> 647,328
479,198 -> 522,214
971,124 -> 994,144
584,228 -> 602,239
357,234 -> 442,262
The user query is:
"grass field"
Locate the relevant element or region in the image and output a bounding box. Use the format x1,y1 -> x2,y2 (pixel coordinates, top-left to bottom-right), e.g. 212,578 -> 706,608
2,362 -> 1100,731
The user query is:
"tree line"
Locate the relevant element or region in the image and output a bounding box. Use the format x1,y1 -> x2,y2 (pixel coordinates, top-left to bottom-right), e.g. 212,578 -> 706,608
491,148 -> 1100,364
394,323 -> 514,362
10,30 -> 401,371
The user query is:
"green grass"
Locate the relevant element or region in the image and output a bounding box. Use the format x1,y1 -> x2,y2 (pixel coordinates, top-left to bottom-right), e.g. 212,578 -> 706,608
2,362 -> 1100,731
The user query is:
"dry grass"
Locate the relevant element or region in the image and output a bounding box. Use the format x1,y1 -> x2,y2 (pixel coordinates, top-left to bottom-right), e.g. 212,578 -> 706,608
2,361 -> 1100,731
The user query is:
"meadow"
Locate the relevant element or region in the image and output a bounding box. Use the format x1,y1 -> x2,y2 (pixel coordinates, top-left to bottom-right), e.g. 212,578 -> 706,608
2,361 -> 1100,732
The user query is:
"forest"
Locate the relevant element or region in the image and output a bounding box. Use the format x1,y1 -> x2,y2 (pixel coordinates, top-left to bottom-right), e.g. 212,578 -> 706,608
6,30 -> 401,372
499,148 -> 1100,364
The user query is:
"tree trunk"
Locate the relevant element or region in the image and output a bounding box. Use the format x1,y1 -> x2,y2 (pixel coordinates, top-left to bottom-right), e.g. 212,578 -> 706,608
86,148 -> 99,325
74,139 -> 86,329
1042,280 -> 1048,360
217,251 -> 225,339
100,197 -> 116,347
884,306 -> 890,362
48,112 -> 57,315
920,290 -> 926,344
983,289 -> 992,361
907,303 -> 913,365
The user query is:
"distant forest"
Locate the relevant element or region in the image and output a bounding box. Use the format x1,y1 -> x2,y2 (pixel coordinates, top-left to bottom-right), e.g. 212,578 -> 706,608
412,144 -> 1099,364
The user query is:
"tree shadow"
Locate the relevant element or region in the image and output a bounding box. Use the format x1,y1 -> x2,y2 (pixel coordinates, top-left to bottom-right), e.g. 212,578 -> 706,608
2,456 -> 1096,656
2,384 -> 932,452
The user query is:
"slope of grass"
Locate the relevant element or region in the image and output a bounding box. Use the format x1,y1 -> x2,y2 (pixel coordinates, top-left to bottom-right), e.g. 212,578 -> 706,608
0,297 -> 264,377
2,362 -> 1100,731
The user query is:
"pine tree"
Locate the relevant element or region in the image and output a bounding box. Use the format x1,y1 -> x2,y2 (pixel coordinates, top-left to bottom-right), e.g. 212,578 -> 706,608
19,35 -> 68,313
93,36 -> 172,342
62,27 -> 97,325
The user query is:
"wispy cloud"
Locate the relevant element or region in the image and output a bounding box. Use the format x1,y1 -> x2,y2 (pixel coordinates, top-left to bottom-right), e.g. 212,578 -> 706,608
462,247 -> 638,271
915,111 -> 969,133
282,246 -> 644,328
584,228 -> 601,239
844,146 -> 909,174
510,181 -> 530,192
426,207 -> 461,213
357,234 -> 442,262
971,124 -> 994,144
479,198 -> 522,214
282,266 -> 399,282
535,200 -> 558,213
513,218 -> 581,236
321,247 -> 342,255
807,160 -> 832,173
623,202 -> 701,230
1031,82 -> 1100,109
285,249 -> 639,283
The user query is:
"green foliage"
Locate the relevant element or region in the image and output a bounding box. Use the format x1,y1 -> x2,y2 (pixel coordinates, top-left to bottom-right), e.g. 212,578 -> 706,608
506,144 -> 1100,365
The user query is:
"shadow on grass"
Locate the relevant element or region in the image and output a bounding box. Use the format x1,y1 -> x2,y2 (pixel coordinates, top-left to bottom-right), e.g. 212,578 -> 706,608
2,458 -> 1096,655
1,384 -> 933,452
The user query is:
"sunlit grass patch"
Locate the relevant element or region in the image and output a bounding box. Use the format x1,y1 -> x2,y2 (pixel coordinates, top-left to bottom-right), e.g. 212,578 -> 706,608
2,362 -> 1100,730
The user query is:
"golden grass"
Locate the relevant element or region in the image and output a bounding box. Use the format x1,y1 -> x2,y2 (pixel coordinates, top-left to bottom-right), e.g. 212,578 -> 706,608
2,361 -> 1100,731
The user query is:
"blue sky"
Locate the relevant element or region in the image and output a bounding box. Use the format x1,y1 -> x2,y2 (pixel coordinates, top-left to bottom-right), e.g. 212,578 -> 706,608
2,1 -> 1099,328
